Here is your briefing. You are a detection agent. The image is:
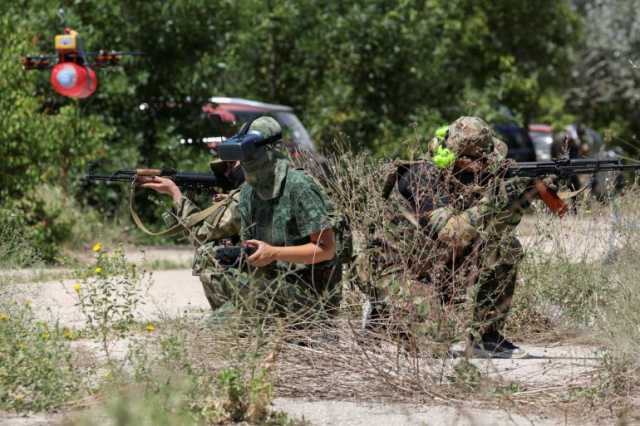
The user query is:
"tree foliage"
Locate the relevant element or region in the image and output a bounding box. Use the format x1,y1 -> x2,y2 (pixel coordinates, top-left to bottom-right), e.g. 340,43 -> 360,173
568,0 -> 640,152
6,0 -> 638,256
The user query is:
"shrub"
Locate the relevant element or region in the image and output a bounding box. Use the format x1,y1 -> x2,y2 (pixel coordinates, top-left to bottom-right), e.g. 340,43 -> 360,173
0,303 -> 80,411
74,245 -> 151,363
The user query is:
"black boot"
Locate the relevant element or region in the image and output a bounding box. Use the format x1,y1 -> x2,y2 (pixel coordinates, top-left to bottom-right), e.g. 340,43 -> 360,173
473,330 -> 527,359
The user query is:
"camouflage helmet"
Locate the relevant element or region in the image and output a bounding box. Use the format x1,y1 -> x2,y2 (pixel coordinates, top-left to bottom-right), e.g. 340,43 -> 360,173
430,116 -> 508,169
446,116 -> 495,157
241,116 -> 287,201
247,116 -> 281,139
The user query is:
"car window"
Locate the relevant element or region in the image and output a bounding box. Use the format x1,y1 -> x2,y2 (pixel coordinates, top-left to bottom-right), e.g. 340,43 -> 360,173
207,110 -> 315,152
273,112 -> 314,152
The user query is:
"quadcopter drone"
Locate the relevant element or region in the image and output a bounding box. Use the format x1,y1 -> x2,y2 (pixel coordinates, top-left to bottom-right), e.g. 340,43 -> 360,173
21,27 -> 142,99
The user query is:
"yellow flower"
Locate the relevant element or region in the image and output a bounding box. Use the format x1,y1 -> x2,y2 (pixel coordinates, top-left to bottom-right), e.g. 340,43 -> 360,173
72,282 -> 81,293
146,323 -> 155,333
92,242 -> 102,253
95,267 -> 103,274
41,331 -> 50,340
0,313 -> 8,321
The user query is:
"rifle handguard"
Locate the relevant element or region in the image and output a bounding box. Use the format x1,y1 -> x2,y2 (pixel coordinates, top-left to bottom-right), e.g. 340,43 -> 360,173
135,168 -> 164,176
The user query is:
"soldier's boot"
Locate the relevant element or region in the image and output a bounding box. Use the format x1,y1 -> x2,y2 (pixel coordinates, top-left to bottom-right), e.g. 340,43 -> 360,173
472,263 -> 526,358
200,272 -> 233,312
474,330 -> 526,358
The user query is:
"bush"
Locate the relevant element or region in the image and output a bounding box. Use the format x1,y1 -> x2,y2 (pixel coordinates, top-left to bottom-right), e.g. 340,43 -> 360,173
0,185 -> 124,264
0,209 -> 41,269
0,303 -> 81,411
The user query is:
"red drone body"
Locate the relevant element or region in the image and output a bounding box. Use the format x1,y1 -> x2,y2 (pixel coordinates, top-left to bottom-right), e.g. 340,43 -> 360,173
22,28 -> 141,99
50,62 -> 97,98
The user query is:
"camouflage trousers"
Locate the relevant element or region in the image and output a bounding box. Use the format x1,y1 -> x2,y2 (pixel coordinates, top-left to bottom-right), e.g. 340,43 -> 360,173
198,263 -> 342,323
360,237 -> 523,337
472,236 -> 523,335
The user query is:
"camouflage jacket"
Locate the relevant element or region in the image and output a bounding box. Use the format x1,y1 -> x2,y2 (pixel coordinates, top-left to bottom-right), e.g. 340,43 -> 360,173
163,192 -> 241,275
238,161 -> 339,275
396,160 -> 530,265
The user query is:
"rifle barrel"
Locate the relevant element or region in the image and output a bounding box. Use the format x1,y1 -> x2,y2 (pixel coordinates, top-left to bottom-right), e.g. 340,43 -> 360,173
507,159 -> 640,178
84,169 -> 220,191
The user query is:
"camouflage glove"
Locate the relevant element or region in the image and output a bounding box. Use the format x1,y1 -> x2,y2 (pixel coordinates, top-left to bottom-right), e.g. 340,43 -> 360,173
428,207 -> 456,235
500,176 -> 533,206
437,213 -> 478,253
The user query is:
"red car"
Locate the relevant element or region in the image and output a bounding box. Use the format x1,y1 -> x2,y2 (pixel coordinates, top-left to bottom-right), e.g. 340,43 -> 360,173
198,97 -> 315,155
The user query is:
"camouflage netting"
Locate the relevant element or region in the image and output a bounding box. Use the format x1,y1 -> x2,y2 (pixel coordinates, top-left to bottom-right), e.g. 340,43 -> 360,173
312,124 -> 528,348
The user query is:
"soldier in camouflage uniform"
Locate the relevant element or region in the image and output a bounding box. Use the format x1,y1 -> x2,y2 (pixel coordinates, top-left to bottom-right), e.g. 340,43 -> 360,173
139,159 -> 245,311
230,116 -> 342,320
379,116 -> 531,357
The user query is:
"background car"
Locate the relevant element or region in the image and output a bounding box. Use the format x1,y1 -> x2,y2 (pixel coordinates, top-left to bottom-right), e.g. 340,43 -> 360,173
493,123 -> 537,162
199,97 -> 315,154
528,124 -> 553,161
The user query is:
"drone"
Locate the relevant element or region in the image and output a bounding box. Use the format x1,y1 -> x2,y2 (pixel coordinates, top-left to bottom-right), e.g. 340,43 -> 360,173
21,27 -> 142,99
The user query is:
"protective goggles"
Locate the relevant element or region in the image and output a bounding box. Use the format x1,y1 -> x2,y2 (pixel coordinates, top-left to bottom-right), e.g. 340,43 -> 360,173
217,117 -> 282,162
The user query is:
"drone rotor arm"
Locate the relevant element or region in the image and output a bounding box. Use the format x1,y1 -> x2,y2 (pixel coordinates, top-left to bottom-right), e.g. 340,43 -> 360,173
86,51 -> 145,67
21,55 -> 56,70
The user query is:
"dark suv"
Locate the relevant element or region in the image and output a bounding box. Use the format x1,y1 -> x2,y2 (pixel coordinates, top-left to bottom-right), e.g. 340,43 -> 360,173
493,123 -> 537,162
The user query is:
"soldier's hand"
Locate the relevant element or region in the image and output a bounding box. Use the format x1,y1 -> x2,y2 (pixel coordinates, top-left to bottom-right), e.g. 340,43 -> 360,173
541,174 -> 558,193
437,213 -> 478,257
245,240 -> 278,267
503,176 -> 533,205
138,176 -> 182,204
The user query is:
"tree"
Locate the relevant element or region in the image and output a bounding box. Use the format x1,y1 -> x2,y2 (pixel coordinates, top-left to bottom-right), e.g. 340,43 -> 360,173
0,11 -> 111,199
568,0 -> 640,152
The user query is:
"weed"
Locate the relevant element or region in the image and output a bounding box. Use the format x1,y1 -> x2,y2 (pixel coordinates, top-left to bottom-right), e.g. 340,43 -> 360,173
0,302 -> 80,411
73,244 -> 151,364
93,318 -> 299,426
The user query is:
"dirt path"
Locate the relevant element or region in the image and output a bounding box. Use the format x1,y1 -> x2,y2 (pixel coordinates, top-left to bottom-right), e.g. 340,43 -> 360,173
11,269 -> 208,328
3,246 -> 603,425
273,398 -> 565,426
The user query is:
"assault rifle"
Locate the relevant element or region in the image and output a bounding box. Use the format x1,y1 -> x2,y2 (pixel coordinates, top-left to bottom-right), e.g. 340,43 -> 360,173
84,168 -> 239,237
84,168 -> 232,192
506,158 -> 640,179
504,158 -> 640,216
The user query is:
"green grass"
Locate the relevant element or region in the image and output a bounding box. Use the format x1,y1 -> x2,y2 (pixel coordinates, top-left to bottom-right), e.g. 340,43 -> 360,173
0,303 -> 81,411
